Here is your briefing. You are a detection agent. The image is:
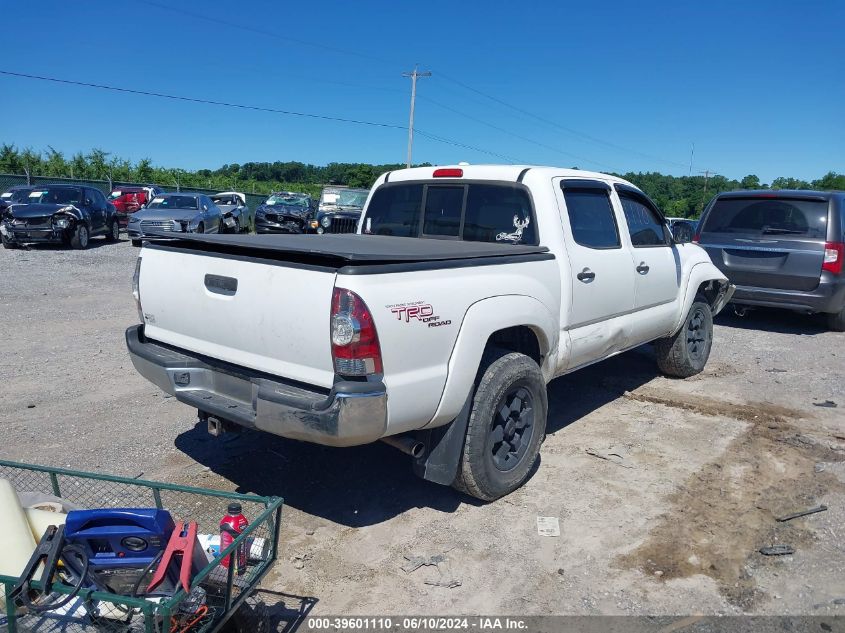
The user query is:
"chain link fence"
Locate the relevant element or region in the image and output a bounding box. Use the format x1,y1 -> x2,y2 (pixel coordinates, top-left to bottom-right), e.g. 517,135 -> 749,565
0,174 -> 270,211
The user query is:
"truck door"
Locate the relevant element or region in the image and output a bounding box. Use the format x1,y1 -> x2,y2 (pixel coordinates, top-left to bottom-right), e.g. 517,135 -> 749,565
614,185 -> 680,343
554,178 -> 636,369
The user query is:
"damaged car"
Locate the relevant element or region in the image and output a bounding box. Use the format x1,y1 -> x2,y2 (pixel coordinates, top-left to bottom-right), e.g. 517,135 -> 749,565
309,186 -> 369,234
0,185 -> 35,214
127,193 -> 221,246
255,191 -> 314,234
211,191 -> 253,233
1,184 -> 119,249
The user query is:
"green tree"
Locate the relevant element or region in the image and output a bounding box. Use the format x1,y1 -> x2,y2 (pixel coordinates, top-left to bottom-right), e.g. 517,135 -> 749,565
740,174 -> 761,189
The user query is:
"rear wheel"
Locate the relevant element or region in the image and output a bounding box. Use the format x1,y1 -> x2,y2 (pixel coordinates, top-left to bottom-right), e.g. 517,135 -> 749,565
70,223 -> 89,250
828,307 -> 845,332
452,350 -> 547,501
655,297 -> 713,377
105,220 -> 119,242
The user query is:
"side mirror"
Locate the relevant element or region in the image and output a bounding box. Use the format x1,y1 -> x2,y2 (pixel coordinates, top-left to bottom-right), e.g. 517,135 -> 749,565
85,198 -> 93,207
672,223 -> 693,244
202,204 -> 208,211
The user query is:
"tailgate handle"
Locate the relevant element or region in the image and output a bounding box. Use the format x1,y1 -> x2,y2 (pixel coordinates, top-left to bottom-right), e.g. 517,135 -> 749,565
204,274 -> 238,296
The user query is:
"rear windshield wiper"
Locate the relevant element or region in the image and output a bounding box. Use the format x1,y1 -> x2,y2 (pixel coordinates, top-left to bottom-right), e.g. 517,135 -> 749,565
761,227 -> 804,235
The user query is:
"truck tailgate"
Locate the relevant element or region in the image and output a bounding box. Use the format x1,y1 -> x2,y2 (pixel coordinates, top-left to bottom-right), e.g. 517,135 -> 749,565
138,244 -> 336,388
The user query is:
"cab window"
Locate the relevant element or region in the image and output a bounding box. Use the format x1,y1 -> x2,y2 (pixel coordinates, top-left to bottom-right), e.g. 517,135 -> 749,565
619,193 -> 670,247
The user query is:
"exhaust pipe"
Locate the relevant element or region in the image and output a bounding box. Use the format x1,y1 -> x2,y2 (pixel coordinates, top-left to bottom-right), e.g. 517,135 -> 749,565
381,435 -> 426,459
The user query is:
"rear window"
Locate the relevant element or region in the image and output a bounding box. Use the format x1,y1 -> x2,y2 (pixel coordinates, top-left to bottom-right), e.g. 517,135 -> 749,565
364,183 -> 537,245
147,195 -> 199,210
702,197 -> 828,238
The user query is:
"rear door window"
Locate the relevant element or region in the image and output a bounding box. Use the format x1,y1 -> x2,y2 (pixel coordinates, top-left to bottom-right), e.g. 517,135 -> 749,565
701,197 -> 828,238
562,188 -> 620,249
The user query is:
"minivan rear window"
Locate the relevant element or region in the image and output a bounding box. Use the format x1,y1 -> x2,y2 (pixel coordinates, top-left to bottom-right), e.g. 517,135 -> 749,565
702,197 -> 828,238
364,182 -> 537,245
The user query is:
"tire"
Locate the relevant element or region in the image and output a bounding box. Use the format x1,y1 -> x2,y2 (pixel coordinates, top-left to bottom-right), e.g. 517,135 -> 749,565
1,233 -> 18,249
197,223 -> 204,234
828,307 -> 845,332
452,349 -> 548,501
655,296 -> 713,378
105,220 -> 119,242
131,239 -> 141,247
70,223 -> 89,250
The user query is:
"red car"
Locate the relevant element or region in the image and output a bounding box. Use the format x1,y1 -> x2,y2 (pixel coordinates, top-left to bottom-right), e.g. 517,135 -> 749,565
108,186 -> 165,226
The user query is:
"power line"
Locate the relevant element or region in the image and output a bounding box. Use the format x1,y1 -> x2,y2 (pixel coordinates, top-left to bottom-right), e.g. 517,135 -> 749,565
435,73 -> 690,170
0,69 -> 519,163
418,94 -> 618,171
130,1 -> 689,171
0,70 -> 405,130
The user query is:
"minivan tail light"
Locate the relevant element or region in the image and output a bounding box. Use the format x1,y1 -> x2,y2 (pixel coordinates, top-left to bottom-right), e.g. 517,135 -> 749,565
822,241 -> 844,275
330,287 -> 382,376
692,227 -> 701,244
433,168 -> 463,178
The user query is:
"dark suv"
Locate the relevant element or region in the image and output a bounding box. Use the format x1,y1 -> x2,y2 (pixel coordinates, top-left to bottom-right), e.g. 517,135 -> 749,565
696,190 -> 845,330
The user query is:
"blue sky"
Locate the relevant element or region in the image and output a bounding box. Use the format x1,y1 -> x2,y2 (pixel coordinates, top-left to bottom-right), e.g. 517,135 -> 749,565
1,0 -> 843,182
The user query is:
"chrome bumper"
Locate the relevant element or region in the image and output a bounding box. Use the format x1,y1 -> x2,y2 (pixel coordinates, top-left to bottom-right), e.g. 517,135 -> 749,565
125,325 -> 387,446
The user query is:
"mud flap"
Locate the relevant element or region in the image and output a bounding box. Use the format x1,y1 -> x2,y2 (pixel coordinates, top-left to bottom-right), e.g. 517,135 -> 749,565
412,393 -> 472,485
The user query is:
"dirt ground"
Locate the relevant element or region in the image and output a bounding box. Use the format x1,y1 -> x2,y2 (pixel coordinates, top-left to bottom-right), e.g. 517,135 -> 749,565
1,239 -> 844,618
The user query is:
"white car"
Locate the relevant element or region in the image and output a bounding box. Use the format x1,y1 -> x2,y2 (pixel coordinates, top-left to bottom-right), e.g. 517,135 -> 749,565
126,165 -> 733,500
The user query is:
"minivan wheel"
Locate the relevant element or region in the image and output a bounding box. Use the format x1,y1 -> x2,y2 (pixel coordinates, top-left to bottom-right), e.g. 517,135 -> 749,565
656,296 -> 713,378
828,307 -> 845,332
70,224 -> 89,250
452,349 -> 547,501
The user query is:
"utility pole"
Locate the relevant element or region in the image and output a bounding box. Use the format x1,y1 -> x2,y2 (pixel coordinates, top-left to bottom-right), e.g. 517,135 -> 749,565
699,169 -> 714,198
402,65 -> 431,168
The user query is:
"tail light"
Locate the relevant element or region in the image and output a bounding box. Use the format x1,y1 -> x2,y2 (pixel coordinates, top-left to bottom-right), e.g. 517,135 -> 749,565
433,168 -> 463,178
330,287 -> 382,376
132,256 -> 144,323
692,227 -> 701,244
823,241 -> 844,275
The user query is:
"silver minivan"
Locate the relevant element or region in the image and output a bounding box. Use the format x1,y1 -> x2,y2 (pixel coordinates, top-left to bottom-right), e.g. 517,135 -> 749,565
696,190 -> 845,330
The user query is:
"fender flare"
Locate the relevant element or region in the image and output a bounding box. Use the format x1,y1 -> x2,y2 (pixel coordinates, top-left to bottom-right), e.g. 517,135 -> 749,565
425,294 -> 558,429
671,261 -> 733,334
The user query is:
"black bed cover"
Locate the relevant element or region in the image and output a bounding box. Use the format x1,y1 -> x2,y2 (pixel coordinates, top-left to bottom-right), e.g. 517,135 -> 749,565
145,232 -> 549,264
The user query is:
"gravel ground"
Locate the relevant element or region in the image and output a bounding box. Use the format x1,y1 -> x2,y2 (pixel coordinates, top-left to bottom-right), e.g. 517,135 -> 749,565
1,238 -> 844,618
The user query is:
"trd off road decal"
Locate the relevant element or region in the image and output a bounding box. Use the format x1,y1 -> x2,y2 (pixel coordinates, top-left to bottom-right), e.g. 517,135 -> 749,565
387,301 -> 451,328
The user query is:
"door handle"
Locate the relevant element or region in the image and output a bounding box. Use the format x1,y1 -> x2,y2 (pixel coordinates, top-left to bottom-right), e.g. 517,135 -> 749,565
576,269 -> 596,283
636,262 -> 650,275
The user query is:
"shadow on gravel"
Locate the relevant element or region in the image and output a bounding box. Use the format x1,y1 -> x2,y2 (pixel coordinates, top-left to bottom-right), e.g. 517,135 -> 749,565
220,589 -> 317,633
545,345 -> 660,435
715,306 -> 829,336
13,237 -> 124,251
175,347 -> 661,527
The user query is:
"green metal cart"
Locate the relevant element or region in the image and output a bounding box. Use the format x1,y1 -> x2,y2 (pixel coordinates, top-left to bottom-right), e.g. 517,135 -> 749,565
0,459 -> 283,633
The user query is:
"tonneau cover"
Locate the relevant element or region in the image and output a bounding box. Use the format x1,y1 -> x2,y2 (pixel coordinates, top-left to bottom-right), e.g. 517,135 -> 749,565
146,232 -> 549,263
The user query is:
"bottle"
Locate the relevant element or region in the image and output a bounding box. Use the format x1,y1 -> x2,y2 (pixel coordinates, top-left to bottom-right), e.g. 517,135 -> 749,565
219,502 -> 248,574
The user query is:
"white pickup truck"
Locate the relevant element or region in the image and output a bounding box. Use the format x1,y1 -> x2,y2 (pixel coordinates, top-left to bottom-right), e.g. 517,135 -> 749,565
127,165 -> 733,500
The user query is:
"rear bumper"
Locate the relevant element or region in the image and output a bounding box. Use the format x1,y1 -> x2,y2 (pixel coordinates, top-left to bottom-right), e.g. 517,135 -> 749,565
125,325 -> 388,446
731,277 -> 845,314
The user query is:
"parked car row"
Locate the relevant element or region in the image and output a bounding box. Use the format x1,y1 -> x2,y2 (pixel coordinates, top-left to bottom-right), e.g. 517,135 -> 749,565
3,178 -> 843,333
